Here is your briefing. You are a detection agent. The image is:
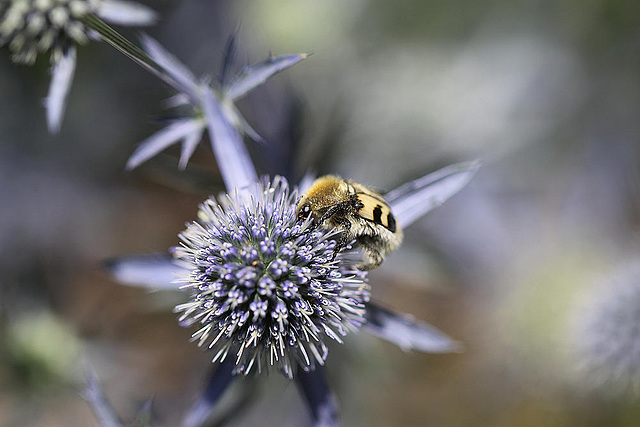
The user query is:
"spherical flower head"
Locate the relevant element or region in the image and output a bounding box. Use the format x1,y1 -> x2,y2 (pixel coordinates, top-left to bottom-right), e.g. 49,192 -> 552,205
173,176 -> 370,379
0,0 -> 98,64
571,262 -> 640,397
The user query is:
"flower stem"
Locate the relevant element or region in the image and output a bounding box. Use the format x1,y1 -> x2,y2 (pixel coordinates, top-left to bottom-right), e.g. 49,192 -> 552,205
82,14 -> 184,94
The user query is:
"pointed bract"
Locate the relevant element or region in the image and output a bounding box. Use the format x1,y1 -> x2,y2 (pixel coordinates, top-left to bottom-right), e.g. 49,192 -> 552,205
386,160 -> 482,228
224,102 -> 265,143
295,367 -> 340,427
96,0 -> 158,26
179,127 -> 205,170
104,253 -> 187,289
182,361 -> 236,427
45,47 -> 77,133
226,53 -> 309,101
218,31 -> 238,88
126,118 -> 204,170
202,89 -> 258,191
139,34 -> 200,99
364,302 -> 463,353
83,366 -> 126,427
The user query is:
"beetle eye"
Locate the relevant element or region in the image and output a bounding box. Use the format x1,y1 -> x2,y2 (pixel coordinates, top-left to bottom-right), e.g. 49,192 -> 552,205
298,205 -> 312,219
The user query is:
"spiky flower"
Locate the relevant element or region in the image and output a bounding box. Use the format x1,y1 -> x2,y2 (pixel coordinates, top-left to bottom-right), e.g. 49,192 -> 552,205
0,0 -> 156,132
0,0 -> 97,64
173,176 -> 370,379
0,0 -> 157,64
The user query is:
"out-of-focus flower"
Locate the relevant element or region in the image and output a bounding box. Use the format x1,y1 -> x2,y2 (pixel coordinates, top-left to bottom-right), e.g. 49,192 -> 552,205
174,176 -> 370,379
124,35 -> 308,173
6,310 -> 81,389
0,0 -> 156,132
0,0 -> 156,65
571,261 -> 640,397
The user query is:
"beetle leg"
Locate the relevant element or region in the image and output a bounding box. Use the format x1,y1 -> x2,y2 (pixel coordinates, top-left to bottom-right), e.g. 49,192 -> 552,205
314,201 -> 357,261
318,202 -> 348,225
356,235 -> 383,270
331,217 -> 352,261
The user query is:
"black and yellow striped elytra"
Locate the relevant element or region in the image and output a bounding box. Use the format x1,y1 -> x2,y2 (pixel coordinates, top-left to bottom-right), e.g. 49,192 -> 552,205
352,191 -> 397,233
297,175 -> 403,270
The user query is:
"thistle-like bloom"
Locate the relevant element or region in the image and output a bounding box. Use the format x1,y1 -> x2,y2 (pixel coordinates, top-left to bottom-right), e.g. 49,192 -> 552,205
173,176 -> 369,379
0,0 -> 156,132
107,161 -> 479,426
124,35 -> 308,173
571,262 -> 640,396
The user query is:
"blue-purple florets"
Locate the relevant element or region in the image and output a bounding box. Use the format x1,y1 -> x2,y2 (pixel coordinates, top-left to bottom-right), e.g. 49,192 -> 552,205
173,176 -> 370,379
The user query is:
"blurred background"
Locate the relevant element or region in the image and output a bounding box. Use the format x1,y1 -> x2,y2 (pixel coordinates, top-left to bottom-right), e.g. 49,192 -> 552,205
2,0 -> 640,425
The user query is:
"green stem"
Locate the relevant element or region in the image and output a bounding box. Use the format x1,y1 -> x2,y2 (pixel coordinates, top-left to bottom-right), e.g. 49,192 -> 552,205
83,15 -> 160,74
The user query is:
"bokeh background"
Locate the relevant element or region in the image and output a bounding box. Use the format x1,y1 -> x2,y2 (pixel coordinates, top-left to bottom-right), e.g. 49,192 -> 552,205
2,0 -> 640,425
